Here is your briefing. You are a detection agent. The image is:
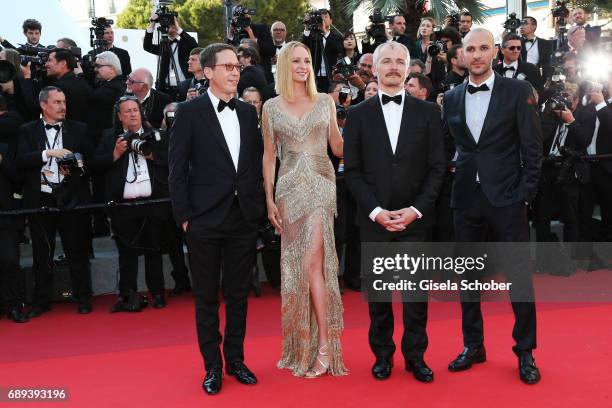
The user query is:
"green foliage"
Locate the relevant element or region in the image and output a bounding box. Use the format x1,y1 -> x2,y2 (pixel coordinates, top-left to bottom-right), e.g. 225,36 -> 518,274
116,0 -> 153,29
329,0 -> 353,34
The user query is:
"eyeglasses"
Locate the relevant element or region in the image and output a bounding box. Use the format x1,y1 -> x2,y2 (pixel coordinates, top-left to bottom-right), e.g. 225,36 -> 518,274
507,46 -> 522,51
211,63 -> 242,72
118,94 -> 140,102
272,28 -> 286,32
94,63 -> 111,69
126,77 -> 145,85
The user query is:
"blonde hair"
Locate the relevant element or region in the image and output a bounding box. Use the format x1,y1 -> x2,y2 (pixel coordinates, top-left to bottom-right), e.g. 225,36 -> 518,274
418,17 -> 435,39
274,41 -> 318,102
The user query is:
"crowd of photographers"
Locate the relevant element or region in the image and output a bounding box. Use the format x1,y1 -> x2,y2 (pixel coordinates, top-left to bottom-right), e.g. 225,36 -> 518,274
0,3 -> 610,324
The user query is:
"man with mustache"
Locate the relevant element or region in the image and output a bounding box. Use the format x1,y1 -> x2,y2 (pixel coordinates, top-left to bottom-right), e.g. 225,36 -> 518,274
344,41 -> 446,382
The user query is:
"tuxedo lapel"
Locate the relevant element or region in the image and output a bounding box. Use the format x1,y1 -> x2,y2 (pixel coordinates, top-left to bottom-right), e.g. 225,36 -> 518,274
35,120 -> 47,151
457,83 -> 477,146
201,94 -> 234,167
370,96 -> 394,158
479,73 -> 503,141
235,102 -> 249,174
395,93 -> 412,157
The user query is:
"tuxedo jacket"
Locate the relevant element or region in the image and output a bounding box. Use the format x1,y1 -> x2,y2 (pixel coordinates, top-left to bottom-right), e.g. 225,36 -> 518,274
302,30 -> 344,81
87,75 -> 126,144
494,60 -> 543,94
16,119 -> 93,209
0,143 -> 21,227
594,102 -> 612,174
343,93 -> 447,241
168,93 -> 265,229
142,89 -> 173,129
143,30 -> 197,88
442,73 -> 542,209
521,37 -> 553,80
51,72 -> 92,123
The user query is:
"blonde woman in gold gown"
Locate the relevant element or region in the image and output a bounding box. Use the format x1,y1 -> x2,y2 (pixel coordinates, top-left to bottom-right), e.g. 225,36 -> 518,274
262,41 -> 347,378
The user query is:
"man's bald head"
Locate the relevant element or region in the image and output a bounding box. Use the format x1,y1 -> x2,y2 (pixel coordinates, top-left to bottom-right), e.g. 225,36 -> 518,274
462,28 -> 496,82
463,28 -> 495,48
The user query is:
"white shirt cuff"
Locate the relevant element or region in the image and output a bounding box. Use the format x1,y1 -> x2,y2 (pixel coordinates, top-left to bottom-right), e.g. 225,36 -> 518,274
177,28 -> 183,35
369,207 -> 382,222
303,30 -> 310,37
596,101 -> 607,111
146,27 -> 154,34
42,150 -> 48,162
410,206 -> 423,219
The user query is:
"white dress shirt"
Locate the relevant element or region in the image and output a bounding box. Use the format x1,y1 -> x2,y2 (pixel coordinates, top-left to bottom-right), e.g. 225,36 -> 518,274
502,60 -> 519,78
208,89 -> 241,171
303,30 -> 329,77
368,90 -> 422,222
587,98 -> 612,155
41,120 -> 64,193
524,38 -> 540,66
549,124 -> 569,156
465,72 -> 495,182
146,27 -> 186,86
123,128 -> 153,199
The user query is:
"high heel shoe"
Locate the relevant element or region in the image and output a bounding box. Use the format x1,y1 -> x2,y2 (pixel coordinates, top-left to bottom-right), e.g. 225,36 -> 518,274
305,344 -> 329,378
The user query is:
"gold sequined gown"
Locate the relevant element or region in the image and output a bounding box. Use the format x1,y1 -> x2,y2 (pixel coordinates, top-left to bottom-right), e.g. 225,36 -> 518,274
263,94 -> 347,377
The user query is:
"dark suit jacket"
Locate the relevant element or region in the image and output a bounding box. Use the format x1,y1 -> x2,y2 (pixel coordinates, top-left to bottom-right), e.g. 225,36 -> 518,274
0,110 -> 24,159
302,30 -> 344,82
16,119 -> 93,209
88,46 -> 132,77
143,30 -> 198,88
168,93 -> 265,229
0,143 -> 22,227
344,93 -> 447,241
594,102 -> 612,174
142,88 -> 173,129
250,23 -> 275,84
90,127 -> 170,204
177,77 -> 197,102
52,72 -> 92,123
238,65 -> 272,102
494,60 -> 543,94
442,74 -> 542,209
521,37 -> 553,80
87,75 -> 125,144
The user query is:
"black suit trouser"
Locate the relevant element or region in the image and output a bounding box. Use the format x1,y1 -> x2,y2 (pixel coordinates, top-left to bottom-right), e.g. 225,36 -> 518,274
185,200 -> 258,371
334,177 -> 361,287
0,221 -> 23,308
433,173 -> 455,242
110,205 -> 165,296
454,186 -> 536,355
29,193 -> 92,307
368,228 -> 430,363
534,167 -> 580,242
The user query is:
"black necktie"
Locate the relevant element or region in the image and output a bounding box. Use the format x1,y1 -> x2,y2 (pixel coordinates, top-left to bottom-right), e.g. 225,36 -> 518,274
217,98 -> 236,112
467,84 -> 490,94
382,94 -> 402,105
44,124 -> 61,131
502,65 -> 516,73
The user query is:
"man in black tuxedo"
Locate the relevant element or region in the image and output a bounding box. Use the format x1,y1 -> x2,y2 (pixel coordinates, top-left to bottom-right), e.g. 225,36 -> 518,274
302,9 -> 344,93
494,34 -> 543,94
17,86 -> 93,317
126,68 -> 173,129
143,13 -> 197,97
442,28 -> 542,384
89,24 -> 132,77
571,8 -> 601,46
176,47 -> 205,102
344,41 -> 447,383
520,16 -> 553,80
168,43 -> 265,395
0,19 -> 44,49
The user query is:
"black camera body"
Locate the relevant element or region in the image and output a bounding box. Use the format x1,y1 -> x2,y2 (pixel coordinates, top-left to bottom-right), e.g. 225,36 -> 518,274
120,129 -> 162,156
153,5 -> 178,35
447,13 -> 460,29
232,5 -> 256,30
366,9 -> 392,43
16,44 -> 51,81
90,17 -> 113,49
336,105 -> 347,120
503,12 -> 524,34
56,152 -> 85,173
334,56 -> 357,79
338,86 -> 351,105
427,40 -> 448,57
304,10 -> 324,33
552,0 -> 570,19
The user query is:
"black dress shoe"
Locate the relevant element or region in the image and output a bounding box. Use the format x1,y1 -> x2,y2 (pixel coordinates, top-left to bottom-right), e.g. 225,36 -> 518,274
519,353 -> 541,384
152,294 -> 167,309
26,305 -> 51,319
448,346 -> 487,372
111,292 -> 146,313
77,303 -> 92,314
226,361 -> 257,385
169,281 -> 191,297
7,307 -> 28,323
371,359 -> 393,380
344,279 -> 361,292
202,368 -> 222,395
406,358 -> 434,383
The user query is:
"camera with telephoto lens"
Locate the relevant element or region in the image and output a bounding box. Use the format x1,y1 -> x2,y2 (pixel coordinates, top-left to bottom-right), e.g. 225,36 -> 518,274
56,152 -> 85,174
303,10 -> 323,32
427,40 -> 448,57
333,56 -> 356,79
90,17 -> 113,50
503,12 -> 524,34
17,44 -> 52,81
152,2 -> 178,35
194,78 -> 209,95
121,129 -> 162,156
552,0 -> 570,18
338,86 -> 351,105
366,9 -> 392,43
336,105 -> 347,120
447,14 -> 460,29
232,5 -> 256,29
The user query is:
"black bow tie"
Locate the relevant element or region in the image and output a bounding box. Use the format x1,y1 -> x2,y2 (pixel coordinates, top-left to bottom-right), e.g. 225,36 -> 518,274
275,44 -> 283,50
502,65 -> 516,73
382,94 -> 402,105
467,83 -> 490,94
170,38 -> 179,44
217,98 -> 236,112
44,124 -> 61,131
524,38 -> 535,43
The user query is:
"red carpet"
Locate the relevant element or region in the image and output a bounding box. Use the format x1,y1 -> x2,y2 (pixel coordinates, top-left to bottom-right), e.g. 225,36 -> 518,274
1,287 -> 611,407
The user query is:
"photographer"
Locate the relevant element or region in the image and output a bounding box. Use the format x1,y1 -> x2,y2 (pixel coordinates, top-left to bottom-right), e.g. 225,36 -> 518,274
494,34 -> 543,93
405,73 -> 432,101
228,6 -> 275,84
571,7 -> 601,46
329,81 -> 352,110
333,53 -> 373,105
534,82 -> 594,274
520,16 -> 553,80
126,68 -> 173,129
270,21 -> 287,81
361,9 -> 392,54
0,48 -> 40,121
302,9 -> 344,93
0,19 -> 44,49
237,46 -> 272,102
177,47 -> 205,102
425,27 -> 461,96
458,12 -> 473,37
144,11 -> 197,97
413,17 -> 436,62
440,44 -> 467,92
92,96 -> 170,311
89,23 -> 132,78
17,86 -> 94,317
341,31 -> 361,66
389,15 -> 417,55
